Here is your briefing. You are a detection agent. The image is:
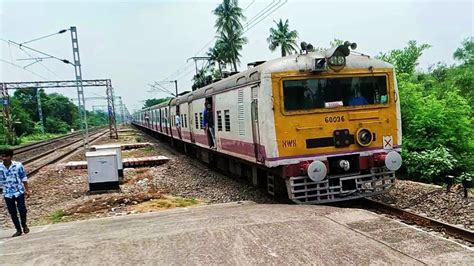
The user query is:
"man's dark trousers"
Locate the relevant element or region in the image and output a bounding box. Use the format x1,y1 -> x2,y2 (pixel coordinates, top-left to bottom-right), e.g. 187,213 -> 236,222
4,194 -> 27,231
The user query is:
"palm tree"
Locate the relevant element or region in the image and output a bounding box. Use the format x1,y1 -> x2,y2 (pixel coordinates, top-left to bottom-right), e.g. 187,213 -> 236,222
267,19 -> 298,57
216,31 -> 247,72
207,42 -> 227,76
213,0 -> 246,72
213,0 -> 244,34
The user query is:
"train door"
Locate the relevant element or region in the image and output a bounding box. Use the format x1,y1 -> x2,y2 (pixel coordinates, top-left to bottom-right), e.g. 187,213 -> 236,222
151,110 -> 154,130
164,107 -> 169,135
176,105 -> 182,139
251,86 -> 264,162
188,96 -> 195,143
159,109 -> 163,132
205,97 -> 215,147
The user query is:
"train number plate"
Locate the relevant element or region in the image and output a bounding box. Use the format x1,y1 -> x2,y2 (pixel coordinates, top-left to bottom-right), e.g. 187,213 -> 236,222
324,116 -> 345,123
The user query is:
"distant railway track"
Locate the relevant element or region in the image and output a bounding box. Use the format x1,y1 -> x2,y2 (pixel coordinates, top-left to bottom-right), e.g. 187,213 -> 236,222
13,131 -> 84,156
361,198 -> 474,244
23,128 -> 109,176
12,127 -> 106,163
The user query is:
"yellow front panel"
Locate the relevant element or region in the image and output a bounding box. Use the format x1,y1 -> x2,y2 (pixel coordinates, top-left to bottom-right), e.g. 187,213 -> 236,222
272,68 -> 399,158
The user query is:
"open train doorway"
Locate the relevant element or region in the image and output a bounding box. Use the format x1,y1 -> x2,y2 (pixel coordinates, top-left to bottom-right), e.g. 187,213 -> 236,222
204,97 -> 216,148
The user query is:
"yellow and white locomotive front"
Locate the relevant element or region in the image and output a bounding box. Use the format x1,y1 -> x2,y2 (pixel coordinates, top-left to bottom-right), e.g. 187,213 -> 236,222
263,43 -> 402,204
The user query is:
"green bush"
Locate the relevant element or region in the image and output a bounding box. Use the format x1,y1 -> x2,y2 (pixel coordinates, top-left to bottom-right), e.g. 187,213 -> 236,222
403,146 -> 457,183
45,117 -> 70,134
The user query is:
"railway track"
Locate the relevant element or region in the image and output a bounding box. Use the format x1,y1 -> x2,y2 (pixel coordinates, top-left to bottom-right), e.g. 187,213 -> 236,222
361,198 -> 474,244
12,127 -> 107,163
13,131 -> 83,157
135,125 -> 474,244
23,128 -> 109,176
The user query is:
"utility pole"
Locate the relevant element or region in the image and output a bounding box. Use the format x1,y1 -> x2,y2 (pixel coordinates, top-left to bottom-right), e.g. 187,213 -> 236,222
118,97 -> 125,124
36,86 -> 45,134
173,80 -> 178,96
1,83 -> 15,144
70,26 -> 89,150
186,57 -> 211,75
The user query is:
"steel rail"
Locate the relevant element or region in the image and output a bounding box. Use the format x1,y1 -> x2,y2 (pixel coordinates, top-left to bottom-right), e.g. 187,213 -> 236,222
362,198 -> 474,244
25,129 -> 109,176
13,131 -> 83,155
12,126 -> 106,156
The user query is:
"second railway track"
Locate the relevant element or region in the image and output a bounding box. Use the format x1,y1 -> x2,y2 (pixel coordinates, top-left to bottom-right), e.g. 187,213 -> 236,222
23,128 -> 109,176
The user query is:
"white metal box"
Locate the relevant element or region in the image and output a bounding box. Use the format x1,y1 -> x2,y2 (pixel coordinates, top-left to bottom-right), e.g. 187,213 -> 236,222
86,150 -> 119,191
91,144 -> 123,178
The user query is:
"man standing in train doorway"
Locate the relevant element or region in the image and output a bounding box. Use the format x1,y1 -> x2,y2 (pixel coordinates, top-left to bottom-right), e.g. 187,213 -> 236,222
203,101 -> 216,149
0,148 -> 30,237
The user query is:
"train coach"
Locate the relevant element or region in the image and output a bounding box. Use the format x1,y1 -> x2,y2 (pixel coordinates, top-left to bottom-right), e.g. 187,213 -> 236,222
133,41 -> 402,204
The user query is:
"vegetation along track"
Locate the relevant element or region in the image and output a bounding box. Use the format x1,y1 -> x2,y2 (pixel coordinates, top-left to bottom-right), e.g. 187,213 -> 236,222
23,128 -> 109,176
361,198 -> 474,244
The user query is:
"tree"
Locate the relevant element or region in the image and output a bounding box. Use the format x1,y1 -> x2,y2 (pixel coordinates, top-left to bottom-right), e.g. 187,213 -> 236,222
267,19 -> 298,57
216,30 -> 247,72
213,0 -> 244,36
207,42 -> 228,77
9,97 -> 35,136
312,38 -> 344,53
13,88 -> 46,122
377,40 -> 431,75
453,37 -> 473,65
213,0 -> 247,72
379,40 -> 474,180
87,110 -> 109,127
192,68 -> 213,90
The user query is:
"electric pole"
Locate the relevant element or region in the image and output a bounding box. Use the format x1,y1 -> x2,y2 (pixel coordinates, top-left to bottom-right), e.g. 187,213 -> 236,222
36,86 -> 45,134
70,26 -> 89,150
173,80 -> 178,96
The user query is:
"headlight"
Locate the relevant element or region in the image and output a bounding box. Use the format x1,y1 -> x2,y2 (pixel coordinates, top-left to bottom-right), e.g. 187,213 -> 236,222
328,55 -> 345,66
356,128 -> 372,146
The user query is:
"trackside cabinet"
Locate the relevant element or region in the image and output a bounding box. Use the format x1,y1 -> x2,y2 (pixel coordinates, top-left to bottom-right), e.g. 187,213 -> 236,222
86,150 -> 119,191
91,144 -> 123,180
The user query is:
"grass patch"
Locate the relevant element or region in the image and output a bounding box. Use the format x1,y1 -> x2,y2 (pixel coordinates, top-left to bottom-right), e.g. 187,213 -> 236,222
50,209 -> 66,223
19,133 -> 63,144
132,196 -> 203,212
143,145 -> 155,152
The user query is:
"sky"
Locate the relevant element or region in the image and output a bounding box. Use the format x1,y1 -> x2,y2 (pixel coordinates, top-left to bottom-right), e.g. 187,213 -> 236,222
1,0 -> 472,112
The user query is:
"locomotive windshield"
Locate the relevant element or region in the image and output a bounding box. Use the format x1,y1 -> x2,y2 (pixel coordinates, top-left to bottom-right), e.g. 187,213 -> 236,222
283,75 -> 388,111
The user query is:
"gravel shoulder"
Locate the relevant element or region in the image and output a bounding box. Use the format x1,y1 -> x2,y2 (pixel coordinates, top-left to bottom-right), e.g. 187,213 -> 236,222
373,180 -> 473,230
1,127 -> 274,229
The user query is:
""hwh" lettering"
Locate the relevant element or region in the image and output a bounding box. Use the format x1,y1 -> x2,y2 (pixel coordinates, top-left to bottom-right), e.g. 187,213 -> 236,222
282,139 -> 297,148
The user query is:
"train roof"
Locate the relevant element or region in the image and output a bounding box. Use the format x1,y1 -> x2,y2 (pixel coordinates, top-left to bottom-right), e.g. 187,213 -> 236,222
148,52 -> 393,109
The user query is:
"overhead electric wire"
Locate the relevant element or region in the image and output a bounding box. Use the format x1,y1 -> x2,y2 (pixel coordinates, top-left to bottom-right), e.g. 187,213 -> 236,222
148,83 -> 175,97
244,0 -> 278,28
154,82 -> 175,95
161,0 -> 286,85
0,58 -> 48,79
4,39 -> 74,66
20,29 -> 68,45
243,0 -> 256,10
244,0 -> 287,33
18,46 -> 62,79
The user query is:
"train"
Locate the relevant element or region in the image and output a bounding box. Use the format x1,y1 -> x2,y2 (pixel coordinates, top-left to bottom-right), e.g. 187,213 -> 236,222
132,42 -> 402,204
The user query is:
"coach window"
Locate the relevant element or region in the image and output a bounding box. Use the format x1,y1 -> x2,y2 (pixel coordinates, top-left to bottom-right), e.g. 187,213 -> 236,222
184,114 -> 187,128
217,111 -> 222,131
224,110 -> 231,132
195,113 -> 199,129
199,112 -> 203,129
282,75 -> 388,111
